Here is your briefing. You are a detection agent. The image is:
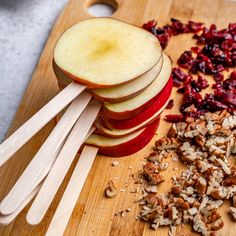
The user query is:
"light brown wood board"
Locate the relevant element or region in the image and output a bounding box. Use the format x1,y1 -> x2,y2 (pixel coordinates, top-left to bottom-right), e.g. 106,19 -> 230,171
0,0 -> 236,235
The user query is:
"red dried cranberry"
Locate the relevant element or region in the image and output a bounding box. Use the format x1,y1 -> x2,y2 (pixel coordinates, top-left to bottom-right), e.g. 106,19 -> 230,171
166,99 -> 174,109
190,80 -> 202,92
185,110 -> 205,119
191,46 -> 201,54
230,71 -> 236,80
171,67 -> 189,87
142,20 -> 157,31
213,73 -> 224,82
177,51 -> 194,69
177,87 -> 185,93
142,20 -> 172,49
180,81 -> 203,112
221,39 -> 235,51
170,18 -> 189,35
165,114 -> 184,123
187,21 -> 204,33
229,23 -> 236,32
203,94 -> 228,112
197,75 -> 209,89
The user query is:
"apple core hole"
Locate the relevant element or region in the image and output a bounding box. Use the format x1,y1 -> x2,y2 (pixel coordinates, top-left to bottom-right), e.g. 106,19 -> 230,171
86,0 -> 117,17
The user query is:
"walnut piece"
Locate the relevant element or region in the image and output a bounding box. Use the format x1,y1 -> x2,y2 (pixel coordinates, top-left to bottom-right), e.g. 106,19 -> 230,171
105,180 -> 117,198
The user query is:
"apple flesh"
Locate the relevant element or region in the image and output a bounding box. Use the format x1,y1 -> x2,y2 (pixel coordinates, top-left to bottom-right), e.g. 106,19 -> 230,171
95,78 -> 173,138
91,56 -> 163,103
53,55 -> 163,103
85,119 -> 160,157
102,53 -> 172,119
53,18 -> 162,89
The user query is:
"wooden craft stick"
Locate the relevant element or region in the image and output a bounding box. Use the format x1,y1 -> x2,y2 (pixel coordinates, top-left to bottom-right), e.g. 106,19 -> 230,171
0,185 -> 42,225
0,92 -> 91,215
26,101 -> 101,225
45,145 -> 98,236
0,82 -> 85,167
0,128 -> 95,225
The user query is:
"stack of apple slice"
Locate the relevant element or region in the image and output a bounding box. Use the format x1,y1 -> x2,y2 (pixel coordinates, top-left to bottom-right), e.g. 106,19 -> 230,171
53,18 -> 172,157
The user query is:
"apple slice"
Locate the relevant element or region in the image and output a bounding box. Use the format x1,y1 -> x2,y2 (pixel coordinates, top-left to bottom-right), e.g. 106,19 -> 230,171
102,77 -> 173,130
91,56 -> 163,103
53,55 -> 163,103
54,18 -> 162,89
96,78 -> 173,138
102,53 -> 172,119
85,119 -> 160,157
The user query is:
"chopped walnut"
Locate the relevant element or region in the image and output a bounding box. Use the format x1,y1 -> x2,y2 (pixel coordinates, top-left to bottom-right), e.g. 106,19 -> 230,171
105,180 -> 117,198
222,115 -> 236,129
155,137 -> 180,150
209,218 -> 224,231
138,110 -> 236,235
229,207 -> 236,221
180,142 -> 197,163
232,195 -> 236,207
196,176 -> 207,194
193,214 -> 209,236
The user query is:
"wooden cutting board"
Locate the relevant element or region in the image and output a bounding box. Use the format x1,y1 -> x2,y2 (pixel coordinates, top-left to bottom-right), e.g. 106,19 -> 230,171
0,0 -> 236,235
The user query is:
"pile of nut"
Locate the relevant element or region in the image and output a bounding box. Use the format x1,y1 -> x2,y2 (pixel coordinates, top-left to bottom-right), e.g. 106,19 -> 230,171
138,110 -> 236,236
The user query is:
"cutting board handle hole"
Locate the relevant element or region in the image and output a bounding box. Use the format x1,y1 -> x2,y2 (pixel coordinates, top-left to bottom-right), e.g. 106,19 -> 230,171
85,0 -> 118,17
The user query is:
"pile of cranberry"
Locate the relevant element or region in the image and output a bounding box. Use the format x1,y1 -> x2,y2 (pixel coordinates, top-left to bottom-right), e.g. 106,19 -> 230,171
143,19 -> 236,122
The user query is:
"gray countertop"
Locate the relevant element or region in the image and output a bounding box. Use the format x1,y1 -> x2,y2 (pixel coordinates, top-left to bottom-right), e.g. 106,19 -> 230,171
0,0 -> 113,142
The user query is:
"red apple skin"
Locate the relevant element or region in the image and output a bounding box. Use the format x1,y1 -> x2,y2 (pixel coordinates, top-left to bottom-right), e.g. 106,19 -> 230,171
101,76 -> 172,120
93,114 -> 160,138
102,77 -> 173,128
87,118 -> 160,157
53,60 -> 161,103
94,78 -> 172,138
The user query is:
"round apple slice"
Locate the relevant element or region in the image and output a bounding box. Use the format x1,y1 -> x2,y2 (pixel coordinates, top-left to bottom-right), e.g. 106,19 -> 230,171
96,78 -> 173,138
91,56 -> 163,103
85,119 -> 160,157
54,18 -> 162,89
102,53 -> 172,119
53,55 -> 163,103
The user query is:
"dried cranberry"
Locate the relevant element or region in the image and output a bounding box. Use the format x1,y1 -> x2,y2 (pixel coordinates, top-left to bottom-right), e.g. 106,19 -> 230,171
230,71 -> 236,80
187,21 -> 204,33
197,75 -> 209,89
203,94 -> 228,112
165,114 -> 184,123
171,67 -> 189,87
156,33 -> 171,49
213,73 -> 224,82
177,87 -> 185,93
166,99 -> 174,109
142,20 -> 157,31
180,81 -> 203,112
221,39 -> 235,51
170,18 -> 189,35
190,80 -> 202,92
177,51 -> 194,69
185,110 -> 205,119
191,46 -> 200,54
229,23 -> 236,32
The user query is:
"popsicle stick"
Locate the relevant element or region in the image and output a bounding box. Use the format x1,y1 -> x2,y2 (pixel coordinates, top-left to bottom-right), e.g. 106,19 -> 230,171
0,82 -> 85,167
45,145 -> 98,236
0,128 -> 96,225
26,101 -> 101,225
0,185 -> 42,225
0,92 -> 91,215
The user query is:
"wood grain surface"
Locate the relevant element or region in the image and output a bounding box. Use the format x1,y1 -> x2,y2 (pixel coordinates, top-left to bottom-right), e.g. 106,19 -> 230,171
0,0 -> 236,235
